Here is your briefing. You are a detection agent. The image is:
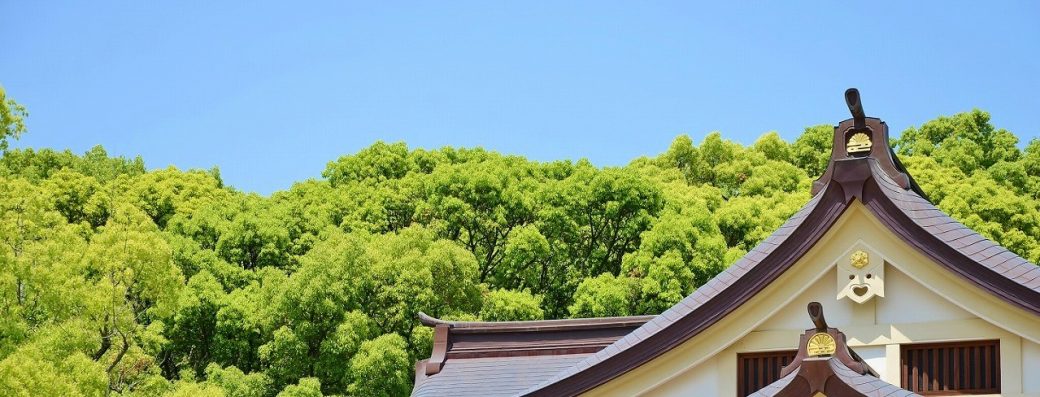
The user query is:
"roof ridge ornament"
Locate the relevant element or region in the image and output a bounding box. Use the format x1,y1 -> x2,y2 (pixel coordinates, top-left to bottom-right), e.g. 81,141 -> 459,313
811,88 -> 921,200
777,302 -> 875,378
845,88 -> 866,128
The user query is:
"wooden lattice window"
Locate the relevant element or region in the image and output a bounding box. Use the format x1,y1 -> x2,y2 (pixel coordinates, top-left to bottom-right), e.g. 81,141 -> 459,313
900,340 -> 1000,395
737,350 -> 797,397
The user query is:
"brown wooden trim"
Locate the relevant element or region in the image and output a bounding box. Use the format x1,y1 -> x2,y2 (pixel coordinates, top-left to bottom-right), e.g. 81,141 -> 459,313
425,324 -> 450,375
418,312 -> 652,366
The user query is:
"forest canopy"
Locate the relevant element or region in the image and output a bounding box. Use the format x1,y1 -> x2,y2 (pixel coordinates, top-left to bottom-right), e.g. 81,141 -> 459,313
1,92 -> 1038,396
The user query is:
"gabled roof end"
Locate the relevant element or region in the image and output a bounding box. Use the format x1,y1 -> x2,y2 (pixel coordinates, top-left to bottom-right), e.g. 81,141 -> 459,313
812,88 -> 925,199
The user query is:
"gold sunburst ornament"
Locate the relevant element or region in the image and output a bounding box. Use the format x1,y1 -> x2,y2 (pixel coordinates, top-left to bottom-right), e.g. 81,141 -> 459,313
806,333 -> 837,357
846,132 -> 872,154
850,250 -> 869,269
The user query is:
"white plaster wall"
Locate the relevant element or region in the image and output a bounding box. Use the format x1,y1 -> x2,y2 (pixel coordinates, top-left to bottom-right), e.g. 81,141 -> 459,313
854,345 -> 886,378
756,266 -> 977,335
1025,339 -> 1040,394
759,263 -> 976,333
876,268 -> 975,324
642,356 -> 719,396
756,268 -> 858,331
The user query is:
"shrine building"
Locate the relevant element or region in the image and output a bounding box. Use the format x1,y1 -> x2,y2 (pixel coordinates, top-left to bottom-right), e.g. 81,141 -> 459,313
410,89 -> 1040,397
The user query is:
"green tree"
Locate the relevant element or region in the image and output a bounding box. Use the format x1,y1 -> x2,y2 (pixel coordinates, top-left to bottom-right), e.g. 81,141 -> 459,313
277,377 -> 323,397
791,125 -> 833,177
204,364 -> 272,397
896,109 -> 1019,173
169,271 -> 227,377
0,321 -> 107,397
622,207 -> 727,314
81,203 -> 183,392
568,273 -> 635,318
0,85 -> 28,152
346,334 -> 411,397
323,141 -> 413,186
423,157 -> 539,282
480,289 -> 544,321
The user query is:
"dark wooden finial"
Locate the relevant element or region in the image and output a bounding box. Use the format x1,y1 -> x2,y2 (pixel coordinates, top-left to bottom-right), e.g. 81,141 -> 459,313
807,302 -> 828,332
845,88 -> 865,123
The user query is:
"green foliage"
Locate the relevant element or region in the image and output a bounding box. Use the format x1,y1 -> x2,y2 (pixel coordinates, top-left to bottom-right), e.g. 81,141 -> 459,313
569,273 -> 635,317
792,125 -> 833,177
323,141 -> 413,185
167,381 -> 226,397
0,322 -> 107,397
622,206 -> 727,314
0,85 -> 28,152
480,289 -> 544,321
896,109 -> 1018,173
346,334 -> 411,397
0,104 -> 1037,396
277,377 -> 323,397
204,364 -> 271,397
1,146 -> 145,184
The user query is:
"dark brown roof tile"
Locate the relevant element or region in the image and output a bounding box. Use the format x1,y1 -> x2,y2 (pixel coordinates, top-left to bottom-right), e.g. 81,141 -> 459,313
412,355 -> 592,397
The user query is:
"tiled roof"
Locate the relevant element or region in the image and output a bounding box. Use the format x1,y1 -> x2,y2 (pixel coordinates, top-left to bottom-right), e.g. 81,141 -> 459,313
412,354 -> 590,397
828,358 -> 919,397
869,160 -> 1040,292
410,314 -> 652,397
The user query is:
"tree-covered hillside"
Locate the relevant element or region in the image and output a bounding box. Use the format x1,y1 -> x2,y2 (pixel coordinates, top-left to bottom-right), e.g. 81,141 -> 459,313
1,92 -> 1038,396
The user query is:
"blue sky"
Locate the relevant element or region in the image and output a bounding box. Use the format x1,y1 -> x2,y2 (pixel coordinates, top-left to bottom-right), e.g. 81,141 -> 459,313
2,2 -> 1038,194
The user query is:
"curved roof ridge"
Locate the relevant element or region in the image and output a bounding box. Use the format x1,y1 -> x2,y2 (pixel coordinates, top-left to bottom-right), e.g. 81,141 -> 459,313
865,159 -> 1040,301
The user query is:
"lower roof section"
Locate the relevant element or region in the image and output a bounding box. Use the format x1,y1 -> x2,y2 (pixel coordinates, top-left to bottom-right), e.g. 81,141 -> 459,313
411,313 -> 653,396
412,354 -> 591,397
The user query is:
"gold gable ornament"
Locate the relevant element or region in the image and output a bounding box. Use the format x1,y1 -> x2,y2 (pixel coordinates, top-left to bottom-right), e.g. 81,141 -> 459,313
850,250 -> 869,269
846,132 -> 872,154
806,332 -> 836,357
837,243 -> 885,304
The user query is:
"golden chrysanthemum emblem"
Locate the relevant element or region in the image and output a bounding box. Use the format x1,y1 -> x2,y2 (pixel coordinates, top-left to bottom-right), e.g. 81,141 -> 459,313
850,250 -> 869,269
847,132 -> 872,154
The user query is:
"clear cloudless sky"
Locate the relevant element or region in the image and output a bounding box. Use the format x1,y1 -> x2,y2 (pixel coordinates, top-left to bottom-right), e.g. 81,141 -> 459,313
2,1 -> 1038,194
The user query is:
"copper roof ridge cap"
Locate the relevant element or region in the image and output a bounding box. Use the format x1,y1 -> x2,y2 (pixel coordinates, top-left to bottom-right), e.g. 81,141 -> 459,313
417,312 -> 449,327
417,312 -> 655,330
